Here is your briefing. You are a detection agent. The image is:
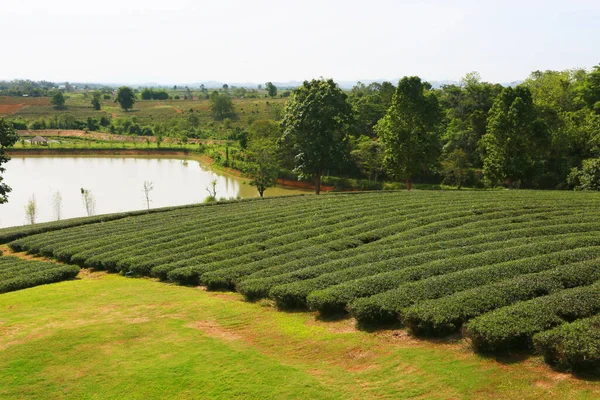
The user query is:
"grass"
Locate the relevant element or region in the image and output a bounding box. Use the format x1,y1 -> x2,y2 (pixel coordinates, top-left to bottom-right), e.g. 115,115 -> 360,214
1,270 -> 599,399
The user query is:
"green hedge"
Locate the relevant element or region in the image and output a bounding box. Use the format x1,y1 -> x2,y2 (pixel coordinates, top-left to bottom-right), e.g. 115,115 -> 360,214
533,315 -> 600,371
404,258 -> 600,337
0,256 -> 80,294
464,281 -> 600,353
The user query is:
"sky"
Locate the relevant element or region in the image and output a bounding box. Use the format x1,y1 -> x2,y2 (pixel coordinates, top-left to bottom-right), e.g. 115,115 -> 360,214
1,0 -> 599,85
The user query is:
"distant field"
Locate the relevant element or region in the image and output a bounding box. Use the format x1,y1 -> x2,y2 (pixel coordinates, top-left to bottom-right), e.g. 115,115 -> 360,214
0,94 -> 286,128
3,190 -> 600,373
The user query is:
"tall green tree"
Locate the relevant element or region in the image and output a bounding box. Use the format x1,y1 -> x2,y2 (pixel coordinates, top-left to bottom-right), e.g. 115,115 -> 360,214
51,91 -> 65,109
116,86 -> 136,111
265,82 -> 277,98
376,76 -> 441,190
246,120 -> 280,197
349,81 -> 395,138
91,92 -> 101,110
479,86 -> 549,187
0,118 -> 19,203
210,93 -> 235,120
280,79 -> 353,194
350,135 -> 384,181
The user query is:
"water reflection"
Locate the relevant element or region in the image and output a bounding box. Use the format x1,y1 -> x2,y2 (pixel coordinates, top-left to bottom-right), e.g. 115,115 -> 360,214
0,155 -> 309,228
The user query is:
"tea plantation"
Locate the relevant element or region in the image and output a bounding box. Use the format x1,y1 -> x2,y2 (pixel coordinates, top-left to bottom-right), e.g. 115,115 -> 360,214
3,190 -> 600,371
0,255 -> 79,294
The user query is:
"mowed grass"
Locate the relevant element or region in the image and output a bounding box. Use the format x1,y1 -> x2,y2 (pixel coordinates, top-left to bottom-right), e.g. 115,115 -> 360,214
1,272 -> 599,399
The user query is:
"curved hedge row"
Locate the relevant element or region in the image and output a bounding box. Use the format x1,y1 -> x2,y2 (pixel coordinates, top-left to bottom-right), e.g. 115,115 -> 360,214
0,256 -> 80,294
3,190 -> 600,370
464,281 -> 600,353
348,244 -> 600,325
404,258 -> 600,337
238,207 -> 588,302
533,315 -> 600,371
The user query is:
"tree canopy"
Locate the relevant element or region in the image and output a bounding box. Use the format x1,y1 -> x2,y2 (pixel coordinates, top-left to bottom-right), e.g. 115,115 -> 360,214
0,118 -> 19,203
51,91 -> 65,109
479,86 -> 549,187
210,93 -> 235,120
116,86 -> 136,111
280,78 -> 353,194
265,82 -> 277,98
376,76 -> 441,190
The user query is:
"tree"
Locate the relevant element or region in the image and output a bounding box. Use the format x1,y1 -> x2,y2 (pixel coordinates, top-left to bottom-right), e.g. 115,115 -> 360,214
246,120 -> 280,197
51,91 -> 65,109
142,181 -> 154,210
351,135 -> 384,181
91,92 -> 101,110
222,84 -> 229,91
265,82 -> 277,98
25,194 -> 37,225
280,79 -> 353,194
0,118 -> 19,204
205,179 -> 217,202
52,190 -> 63,221
479,86 -> 549,187
376,76 -> 441,190
210,93 -> 235,120
567,158 -> 600,191
440,148 -> 470,188
116,86 -> 136,111
80,188 -> 96,216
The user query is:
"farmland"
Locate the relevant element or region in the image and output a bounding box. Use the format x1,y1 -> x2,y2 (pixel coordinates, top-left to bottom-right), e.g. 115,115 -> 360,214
2,190 -> 600,376
0,94 -> 284,133
0,254 -> 79,294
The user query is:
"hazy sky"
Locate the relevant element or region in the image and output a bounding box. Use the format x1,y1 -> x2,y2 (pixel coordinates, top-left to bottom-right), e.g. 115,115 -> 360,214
1,0 -> 599,84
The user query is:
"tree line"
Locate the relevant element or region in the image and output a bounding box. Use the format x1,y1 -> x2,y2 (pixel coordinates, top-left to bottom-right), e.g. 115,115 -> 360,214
246,67 -> 600,194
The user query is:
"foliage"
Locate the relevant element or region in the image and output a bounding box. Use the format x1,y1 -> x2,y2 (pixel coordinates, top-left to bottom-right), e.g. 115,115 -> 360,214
0,118 -> 19,203
350,135 -> 384,181
480,86 -> 549,187
376,76 -> 441,189
91,92 -> 101,110
265,82 -> 277,98
25,194 -> 37,225
280,79 -> 353,194
533,315 -> 600,371
245,120 -> 280,197
116,86 -> 136,111
567,158 -> 600,190
51,91 -> 66,109
465,281 -> 600,353
0,255 -> 79,294
210,93 -> 235,120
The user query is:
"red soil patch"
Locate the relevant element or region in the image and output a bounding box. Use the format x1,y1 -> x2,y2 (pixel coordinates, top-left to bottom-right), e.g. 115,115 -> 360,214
112,113 -> 118,119
172,106 -> 182,113
0,104 -> 24,115
277,179 -> 332,192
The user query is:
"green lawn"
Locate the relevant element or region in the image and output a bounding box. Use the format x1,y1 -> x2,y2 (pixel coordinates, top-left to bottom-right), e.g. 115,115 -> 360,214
1,272 -> 598,399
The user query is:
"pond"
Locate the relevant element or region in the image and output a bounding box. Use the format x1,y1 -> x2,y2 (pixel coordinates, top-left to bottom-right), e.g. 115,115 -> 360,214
0,155 -> 309,228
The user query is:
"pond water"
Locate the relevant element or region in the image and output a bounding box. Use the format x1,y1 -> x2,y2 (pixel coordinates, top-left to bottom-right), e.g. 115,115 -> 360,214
0,156 -> 309,228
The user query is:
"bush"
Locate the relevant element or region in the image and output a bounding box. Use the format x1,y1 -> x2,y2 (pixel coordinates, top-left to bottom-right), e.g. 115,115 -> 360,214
465,281 -> 600,354
404,258 -> 600,337
533,315 -> 600,371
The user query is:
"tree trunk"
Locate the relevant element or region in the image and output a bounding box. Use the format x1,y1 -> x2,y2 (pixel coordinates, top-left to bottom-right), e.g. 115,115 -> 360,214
406,177 -> 412,191
315,174 -> 321,195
